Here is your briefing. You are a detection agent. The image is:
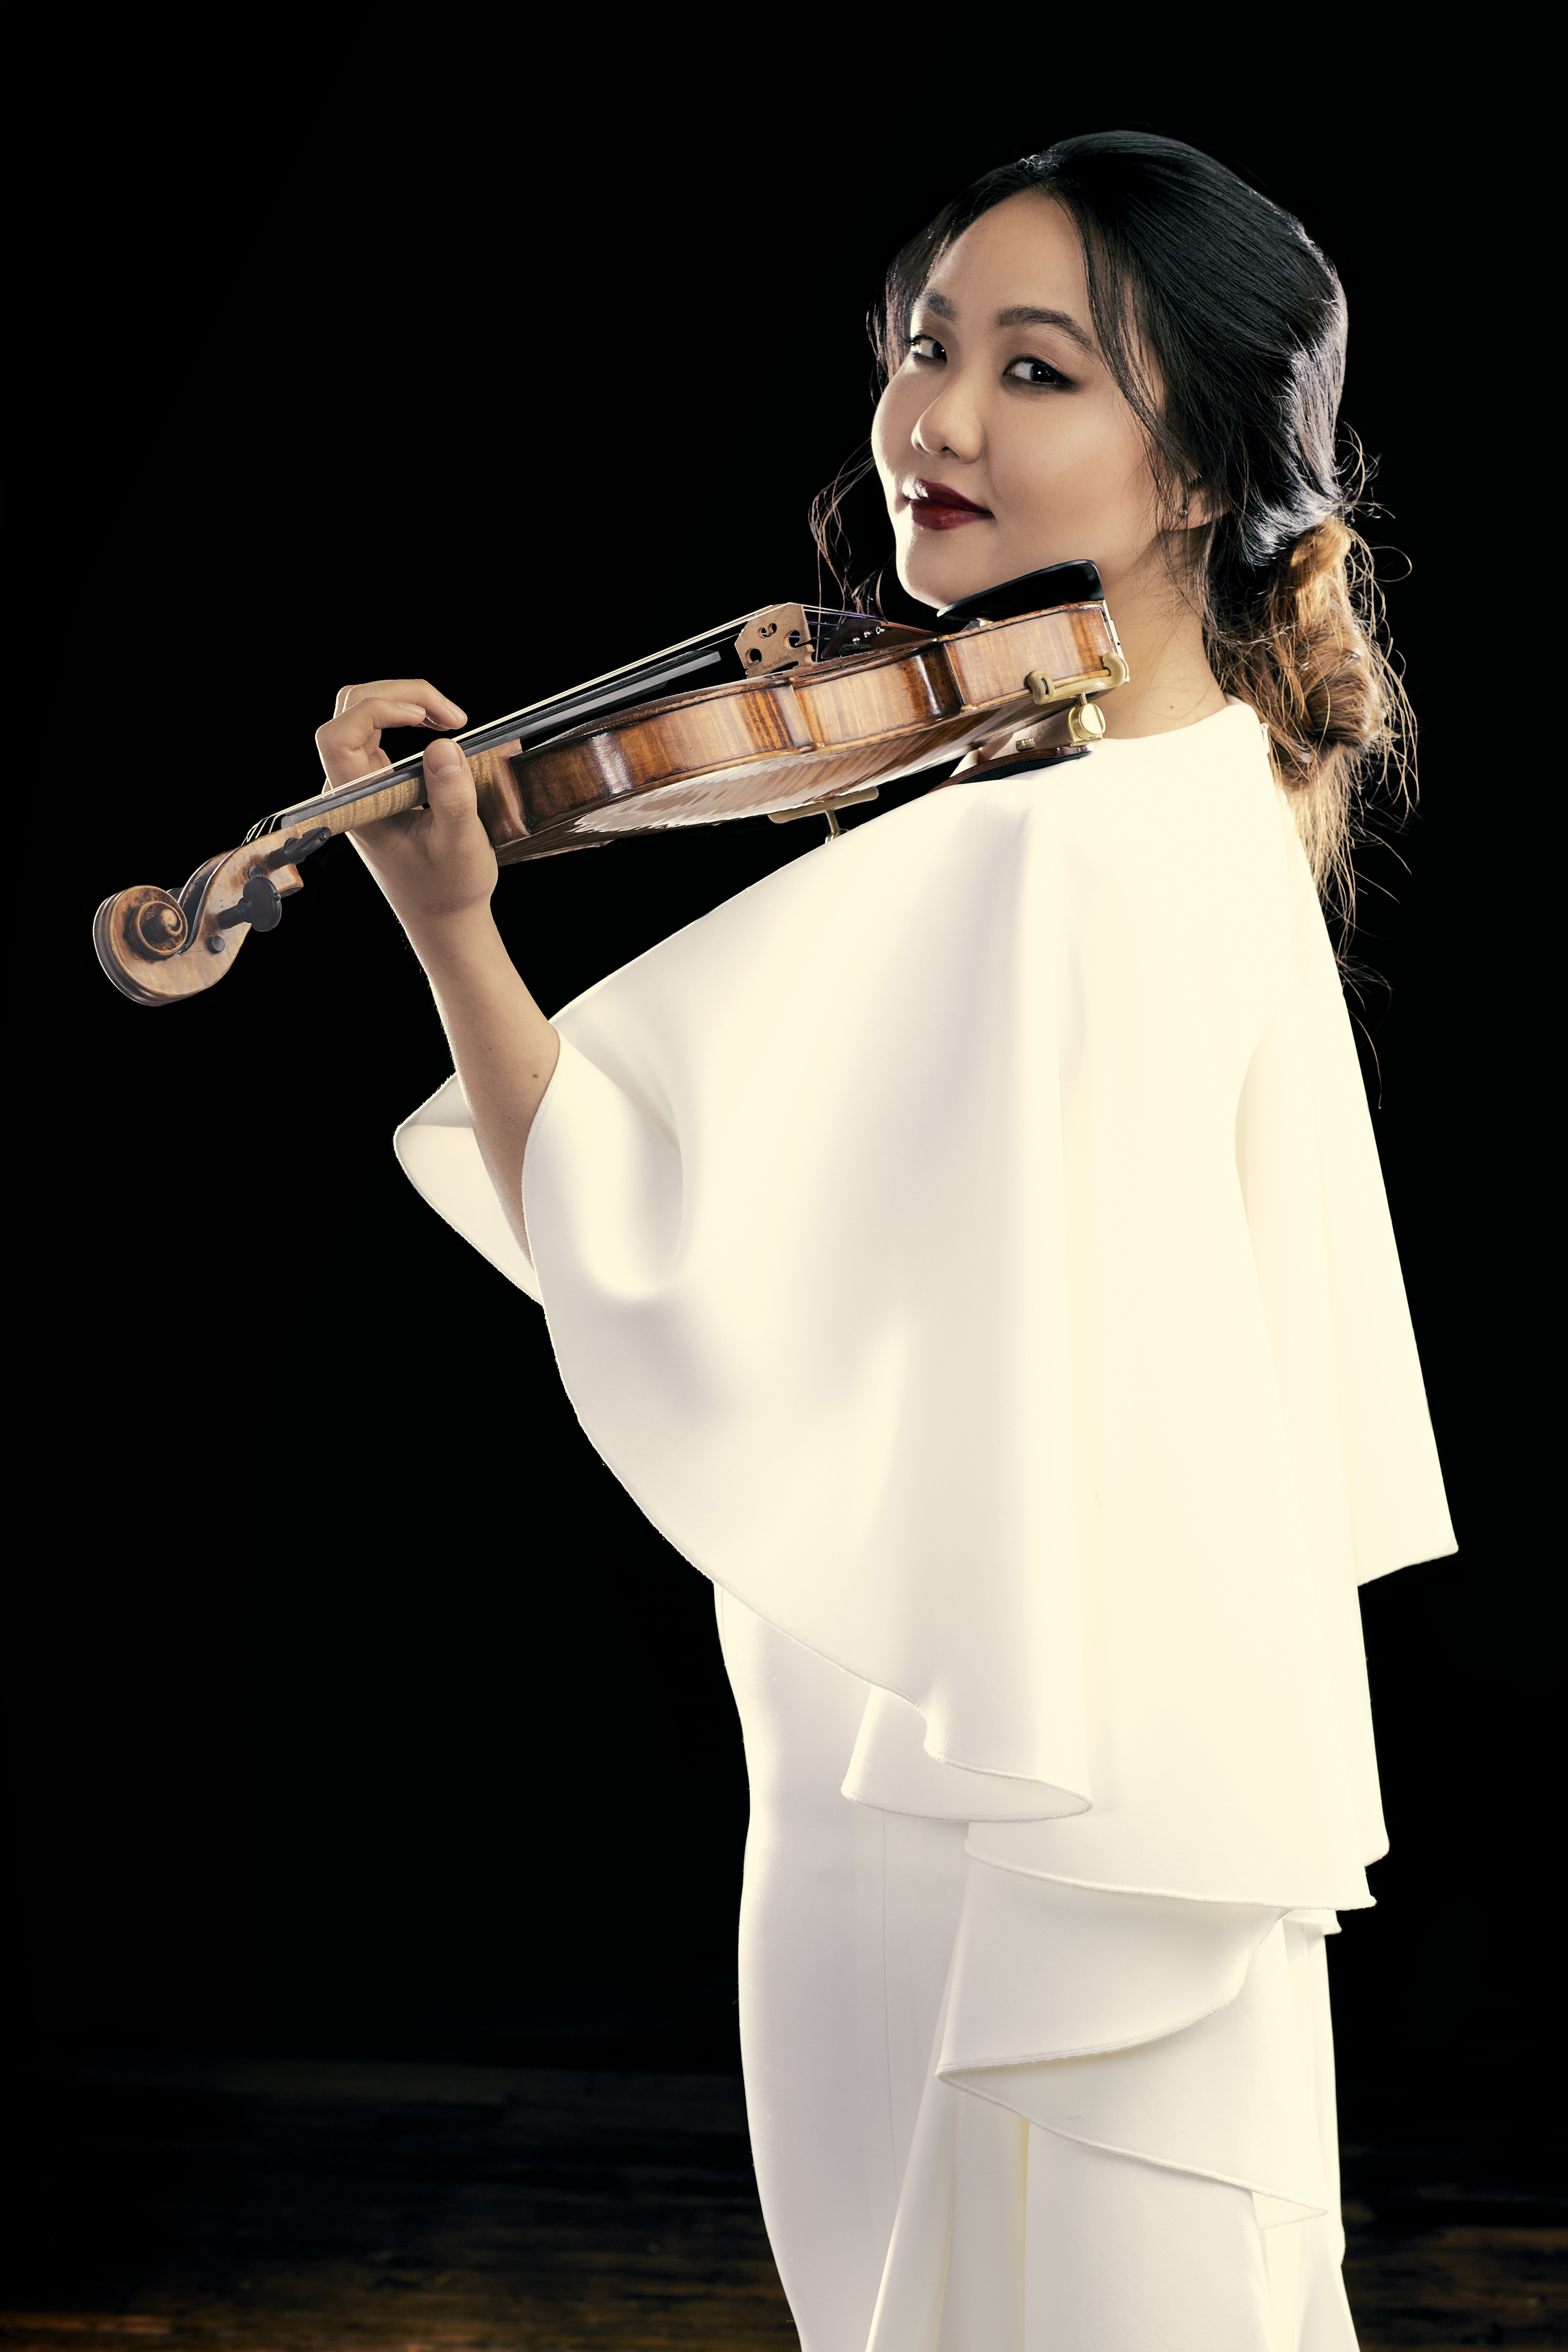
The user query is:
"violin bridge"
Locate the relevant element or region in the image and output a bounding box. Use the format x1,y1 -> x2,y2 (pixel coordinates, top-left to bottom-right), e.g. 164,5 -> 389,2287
734,604 -> 817,675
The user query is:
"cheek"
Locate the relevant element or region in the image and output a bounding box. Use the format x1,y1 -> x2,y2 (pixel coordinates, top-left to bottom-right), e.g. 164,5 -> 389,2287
994,409 -> 1094,507
994,407 -> 1147,531
872,379 -> 916,474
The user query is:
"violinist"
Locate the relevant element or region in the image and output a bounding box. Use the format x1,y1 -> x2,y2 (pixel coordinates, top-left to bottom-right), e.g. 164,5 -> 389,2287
320,133 -> 1454,2351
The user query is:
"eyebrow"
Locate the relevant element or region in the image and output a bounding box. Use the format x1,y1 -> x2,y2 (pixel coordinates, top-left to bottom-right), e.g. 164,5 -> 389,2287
919,289 -> 1096,355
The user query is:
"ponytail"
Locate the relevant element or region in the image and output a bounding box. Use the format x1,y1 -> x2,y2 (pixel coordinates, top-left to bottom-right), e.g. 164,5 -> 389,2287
1204,499 -> 1413,930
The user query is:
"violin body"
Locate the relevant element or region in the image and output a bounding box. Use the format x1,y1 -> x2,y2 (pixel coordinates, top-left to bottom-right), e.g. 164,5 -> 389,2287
477,595 -> 1123,857
95,566 -> 1127,1007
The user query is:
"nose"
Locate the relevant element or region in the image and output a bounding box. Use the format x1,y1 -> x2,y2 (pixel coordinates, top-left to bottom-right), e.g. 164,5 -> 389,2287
911,369 -> 984,464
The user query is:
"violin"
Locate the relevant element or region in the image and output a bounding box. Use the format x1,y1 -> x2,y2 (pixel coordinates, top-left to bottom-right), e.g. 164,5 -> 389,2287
94,561 -> 1127,1007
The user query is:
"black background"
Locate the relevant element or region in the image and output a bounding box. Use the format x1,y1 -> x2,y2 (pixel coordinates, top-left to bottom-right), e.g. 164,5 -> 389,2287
9,27 -> 1551,2155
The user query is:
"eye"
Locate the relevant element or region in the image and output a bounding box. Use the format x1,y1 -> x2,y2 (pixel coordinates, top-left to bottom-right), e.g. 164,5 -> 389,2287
1004,355 -> 1070,389
909,332 -> 947,365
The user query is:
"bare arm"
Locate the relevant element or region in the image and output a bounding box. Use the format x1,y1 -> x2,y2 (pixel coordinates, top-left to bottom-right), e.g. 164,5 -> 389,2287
315,680 -> 555,1259
409,900 -> 558,1262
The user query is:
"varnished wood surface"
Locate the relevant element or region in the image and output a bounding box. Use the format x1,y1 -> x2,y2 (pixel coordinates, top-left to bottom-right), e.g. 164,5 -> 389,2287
2,2061 -> 1562,2349
93,834 -> 311,1006
516,603 -> 1120,844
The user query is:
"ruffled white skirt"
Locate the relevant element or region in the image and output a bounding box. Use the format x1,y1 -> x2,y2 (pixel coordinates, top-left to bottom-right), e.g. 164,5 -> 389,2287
717,1589 -> 1360,2352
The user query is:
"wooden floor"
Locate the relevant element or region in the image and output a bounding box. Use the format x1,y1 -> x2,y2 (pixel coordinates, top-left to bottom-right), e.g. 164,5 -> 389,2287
1,2057 -> 1562,2349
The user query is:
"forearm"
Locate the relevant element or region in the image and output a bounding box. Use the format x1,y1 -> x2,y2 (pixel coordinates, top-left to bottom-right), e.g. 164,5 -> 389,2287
314,709 -> 555,1253
410,910 -> 559,1258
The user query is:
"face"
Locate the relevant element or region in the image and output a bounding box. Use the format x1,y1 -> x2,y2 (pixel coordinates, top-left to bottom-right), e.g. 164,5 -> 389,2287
872,192 -> 1171,612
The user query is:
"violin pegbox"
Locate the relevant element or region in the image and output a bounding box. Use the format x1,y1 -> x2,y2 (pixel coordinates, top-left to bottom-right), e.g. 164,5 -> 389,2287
93,827 -> 322,1006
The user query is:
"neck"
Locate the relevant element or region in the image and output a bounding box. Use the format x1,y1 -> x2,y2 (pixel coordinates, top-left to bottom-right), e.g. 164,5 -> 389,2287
1094,538 -> 1227,738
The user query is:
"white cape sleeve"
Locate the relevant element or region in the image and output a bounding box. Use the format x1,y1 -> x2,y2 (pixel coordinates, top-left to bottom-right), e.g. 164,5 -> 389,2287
396,1074 -> 543,1305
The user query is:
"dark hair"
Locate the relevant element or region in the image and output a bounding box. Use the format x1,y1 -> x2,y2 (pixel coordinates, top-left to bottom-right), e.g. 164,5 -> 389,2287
813,130 -> 1412,922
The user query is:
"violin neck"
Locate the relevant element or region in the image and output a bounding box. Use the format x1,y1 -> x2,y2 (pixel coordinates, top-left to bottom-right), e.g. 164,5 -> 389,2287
247,755 -> 427,847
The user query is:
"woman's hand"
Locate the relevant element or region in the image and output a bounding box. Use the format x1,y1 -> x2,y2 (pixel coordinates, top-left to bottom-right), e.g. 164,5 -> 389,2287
316,678 -> 496,949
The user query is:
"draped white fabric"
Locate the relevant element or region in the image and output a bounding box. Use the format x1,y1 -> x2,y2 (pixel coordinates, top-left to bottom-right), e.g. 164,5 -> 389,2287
716,1583 -> 1360,2351
394,699 -> 1454,2346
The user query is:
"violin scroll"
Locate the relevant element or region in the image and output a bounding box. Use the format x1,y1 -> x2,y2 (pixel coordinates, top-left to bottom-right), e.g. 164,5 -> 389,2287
94,829 -> 320,1006
121,885 -> 189,958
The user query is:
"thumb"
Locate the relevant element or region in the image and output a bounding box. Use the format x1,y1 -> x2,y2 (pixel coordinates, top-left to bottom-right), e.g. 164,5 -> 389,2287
423,734 -> 477,817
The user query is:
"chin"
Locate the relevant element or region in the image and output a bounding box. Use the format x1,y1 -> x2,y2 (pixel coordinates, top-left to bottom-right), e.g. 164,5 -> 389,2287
897,545 -> 997,614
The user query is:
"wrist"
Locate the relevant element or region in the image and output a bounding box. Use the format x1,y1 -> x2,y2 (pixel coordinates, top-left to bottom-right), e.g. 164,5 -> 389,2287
402,904 -> 507,978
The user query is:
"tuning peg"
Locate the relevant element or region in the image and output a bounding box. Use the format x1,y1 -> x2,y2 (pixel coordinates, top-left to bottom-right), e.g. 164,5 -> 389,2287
264,826 -> 330,870
214,873 -> 283,932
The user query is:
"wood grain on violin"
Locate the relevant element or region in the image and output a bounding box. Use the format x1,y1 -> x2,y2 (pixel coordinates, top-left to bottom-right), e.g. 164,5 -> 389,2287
505,599 -> 1121,847
94,565 -> 1126,1007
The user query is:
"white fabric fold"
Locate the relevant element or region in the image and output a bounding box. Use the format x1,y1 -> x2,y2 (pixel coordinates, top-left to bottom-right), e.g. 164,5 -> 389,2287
844,1682 -> 1088,1821
941,1862 -> 1282,2065
395,1082 -> 544,1306
869,1875 -> 1353,2351
946,1913 -> 1332,2223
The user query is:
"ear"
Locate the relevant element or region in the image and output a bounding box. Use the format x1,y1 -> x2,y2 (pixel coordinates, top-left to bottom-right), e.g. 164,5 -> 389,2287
1178,479 -> 1224,529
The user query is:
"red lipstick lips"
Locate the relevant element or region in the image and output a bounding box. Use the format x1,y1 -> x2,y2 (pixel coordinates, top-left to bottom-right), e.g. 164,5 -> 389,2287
905,476 -> 993,530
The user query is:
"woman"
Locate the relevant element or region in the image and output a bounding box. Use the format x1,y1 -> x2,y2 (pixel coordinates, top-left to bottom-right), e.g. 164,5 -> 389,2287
325,134 -> 1454,2352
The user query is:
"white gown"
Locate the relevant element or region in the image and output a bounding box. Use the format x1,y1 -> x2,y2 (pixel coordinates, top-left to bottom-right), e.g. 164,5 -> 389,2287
394,700 -> 1455,2349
